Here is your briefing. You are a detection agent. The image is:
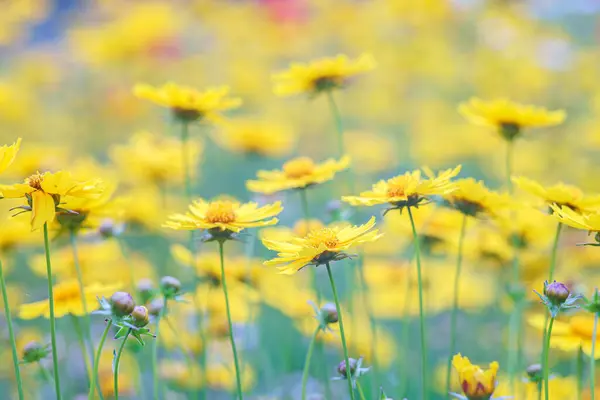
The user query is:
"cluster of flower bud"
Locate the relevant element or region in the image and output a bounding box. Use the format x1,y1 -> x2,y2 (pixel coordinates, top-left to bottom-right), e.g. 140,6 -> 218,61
109,291 -> 149,328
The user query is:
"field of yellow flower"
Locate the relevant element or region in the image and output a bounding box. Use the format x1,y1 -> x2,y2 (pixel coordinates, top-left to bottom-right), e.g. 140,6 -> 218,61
3,1 -> 600,400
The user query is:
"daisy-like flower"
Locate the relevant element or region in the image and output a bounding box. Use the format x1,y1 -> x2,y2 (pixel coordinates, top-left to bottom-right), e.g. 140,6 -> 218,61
246,155 -> 350,195
342,165 -> 461,213
0,138 -> 21,173
262,216 -> 382,274
272,53 -> 376,97
458,98 -> 565,141
55,183 -> 121,233
444,178 -> 510,217
529,313 -> 600,359
550,205 -> 600,245
133,82 -> 242,123
19,280 -> 119,319
0,171 -> 104,231
164,198 -> 282,242
513,176 -> 600,212
213,119 -> 296,158
451,353 -> 504,400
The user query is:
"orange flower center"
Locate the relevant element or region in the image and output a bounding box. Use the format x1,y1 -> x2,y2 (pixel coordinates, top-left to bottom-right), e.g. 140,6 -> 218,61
204,201 -> 236,224
26,173 -> 44,190
306,228 -> 339,249
387,185 -> 406,198
283,157 -> 316,178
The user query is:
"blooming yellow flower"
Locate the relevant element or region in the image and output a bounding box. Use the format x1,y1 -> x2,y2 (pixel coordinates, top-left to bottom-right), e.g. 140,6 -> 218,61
342,165 -> 461,210
494,375 -> 576,399
213,119 -> 295,157
164,199 -> 282,236
272,53 -> 376,97
529,313 -> 600,358
452,353 -> 500,399
0,170 -> 104,231
246,155 -> 350,195
458,98 -> 566,140
19,280 -> 119,319
263,216 -> 382,274
133,82 -> 242,123
56,183 -> 121,232
444,178 -> 510,217
550,205 -> 600,239
513,176 -> 600,212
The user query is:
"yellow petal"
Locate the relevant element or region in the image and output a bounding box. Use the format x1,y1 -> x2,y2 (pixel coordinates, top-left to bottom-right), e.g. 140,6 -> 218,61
31,191 -> 56,231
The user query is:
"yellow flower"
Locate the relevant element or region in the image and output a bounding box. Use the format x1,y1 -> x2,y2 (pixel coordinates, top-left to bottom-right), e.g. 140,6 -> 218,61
458,98 -> 565,140
164,199 -> 282,236
0,170 -> 104,231
444,178 -> 510,217
213,119 -> 295,157
262,216 -> 382,274
272,53 -> 376,97
133,82 -> 242,123
513,176 -> 600,212
342,165 -> 461,209
452,353 -> 499,399
494,375 -> 577,399
529,313 -> 600,358
0,138 -> 21,174
19,280 -> 119,319
550,205 -> 600,235
56,182 -> 121,232
246,155 -> 350,195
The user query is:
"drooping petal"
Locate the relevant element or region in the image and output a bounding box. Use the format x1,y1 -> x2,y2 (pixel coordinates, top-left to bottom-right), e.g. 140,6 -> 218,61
31,191 -> 56,231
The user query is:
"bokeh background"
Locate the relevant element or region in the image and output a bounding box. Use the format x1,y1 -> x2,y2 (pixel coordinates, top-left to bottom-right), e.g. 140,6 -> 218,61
2,0 -> 600,399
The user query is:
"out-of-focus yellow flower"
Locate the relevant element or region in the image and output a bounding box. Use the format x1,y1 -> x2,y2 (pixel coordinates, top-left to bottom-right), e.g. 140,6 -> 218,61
214,119 -> 295,157
164,199 -> 282,234
206,362 -> 255,392
110,131 -> 202,187
0,138 -> 21,174
513,176 -> 600,212
344,131 -> 396,174
246,155 -> 350,195
0,171 -> 104,231
133,82 -> 242,123
342,165 -> 461,208
160,360 -> 203,390
19,280 -> 119,319
529,313 -> 600,358
263,216 -> 382,274
272,53 -> 376,96
56,183 -> 121,232
452,353 -> 499,399
551,205 -> 600,233
494,375 -> 576,399
458,98 -> 565,140
0,144 -> 69,180
496,207 -> 556,252
445,178 -> 510,217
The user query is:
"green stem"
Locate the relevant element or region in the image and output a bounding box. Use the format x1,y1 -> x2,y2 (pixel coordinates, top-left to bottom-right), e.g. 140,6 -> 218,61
543,317 -> 555,400
591,313 -> 598,400
114,329 -> 131,400
356,380 -> 367,400
218,241 -> 244,400
71,315 -> 92,382
301,326 -> 321,400
325,263 -> 355,400
43,222 -> 62,400
0,258 -> 23,400
116,238 -> 136,294
153,296 -> 167,400
88,319 -> 112,400
508,303 -> 522,393
577,346 -> 583,400
446,214 -> 467,394
548,222 -> 563,282
39,362 -> 53,383
181,121 -> 192,200
357,252 -> 379,398
505,139 -> 514,194
399,273 -> 412,398
326,90 -> 345,157
407,207 -> 428,400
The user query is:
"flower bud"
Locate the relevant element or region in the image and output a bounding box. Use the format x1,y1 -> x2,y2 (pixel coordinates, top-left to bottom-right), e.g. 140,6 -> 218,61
137,278 -> 155,304
526,363 -> 542,382
98,219 -> 124,238
131,305 -> 150,327
320,303 -> 338,324
22,341 -> 48,363
160,276 -> 181,297
545,281 -> 570,305
111,291 -> 135,317
147,297 -> 165,317
337,358 -> 357,377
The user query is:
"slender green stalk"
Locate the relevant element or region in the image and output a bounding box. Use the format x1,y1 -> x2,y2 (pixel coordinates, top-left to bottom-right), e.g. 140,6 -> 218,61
301,326 -> 321,400
543,317 -> 555,400
356,381 -> 367,400
577,346 -> 583,400
153,296 -> 167,400
181,121 -> 192,200
39,362 -> 53,383
505,139 -> 514,194
71,316 -> 92,381
218,241 -> 244,400
114,329 -> 131,400
0,259 -> 23,400
116,238 -> 136,293
326,91 -> 345,157
548,222 -> 563,282
446,214 -> 467,393
399,269 -> 412,398
325,263 -> 355,400
406,207 -> 428,400
591,313 -> 598,400
89,320 -> 112,400
43,222 -> 62,400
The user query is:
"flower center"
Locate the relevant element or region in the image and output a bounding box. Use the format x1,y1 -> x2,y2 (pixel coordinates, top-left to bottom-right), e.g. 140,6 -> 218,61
387,185 -> 406,198
204,201 -> 236,224
53,282 -> 81,303
26,173 -> 44,190
283,157 -> 316,179
312,76 -> 342,92
306,228 -> 339,249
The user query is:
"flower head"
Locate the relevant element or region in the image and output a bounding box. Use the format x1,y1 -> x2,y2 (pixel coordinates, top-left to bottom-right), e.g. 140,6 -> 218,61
273,53 -> 376,97
451,353 -> 499,400
214,119 -> 295,157
342,166 -> 461,212
263,216 -> 382,274
0,170 -> 104,230
444,178 -> 510,217
246,155 -> 350,195
550,205 -> 600,245
458,98 -> 565,141
133,82 -> 242,123
529,313 -> 600,359
513,176 -> 600,212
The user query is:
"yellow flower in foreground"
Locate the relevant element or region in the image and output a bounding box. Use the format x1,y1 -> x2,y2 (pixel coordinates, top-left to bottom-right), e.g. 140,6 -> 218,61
342,165 -> 461,210
0,170 -> 104,230
133,82 -> 242,123
529,313 -> 600,358
164,199 -> 282,237
550,206 -> 600,244
272,53 -> 376,97
0,138 -> 21,174
214,119 -> 295,157
263,216 -> 382,274
444,178 -> 510,217
514,176 -> 600,212
452,353 -> 499,399
19,280 -> 119,319
459,98 -> 565,140
246,155 -> 350,195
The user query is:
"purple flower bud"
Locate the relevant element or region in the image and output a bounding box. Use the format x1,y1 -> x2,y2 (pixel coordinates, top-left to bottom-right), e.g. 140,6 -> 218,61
131,305 -> 150,327
337,358 -> 357,377
545,281 -> 570,305
320,303 -> 338,324
111,291 -> 135,317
